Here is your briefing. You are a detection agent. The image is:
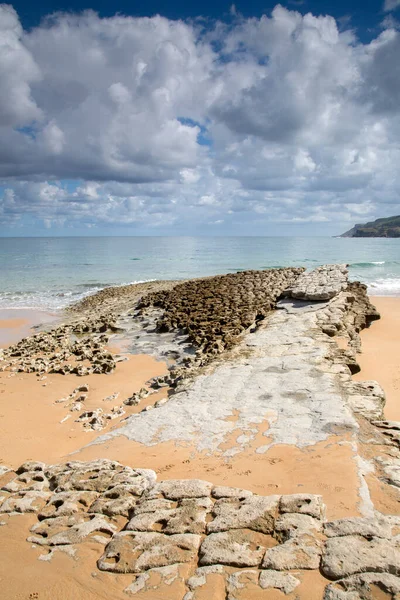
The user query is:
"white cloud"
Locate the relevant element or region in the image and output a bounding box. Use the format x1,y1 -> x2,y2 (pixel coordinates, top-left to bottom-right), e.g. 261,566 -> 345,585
383,0 -> 400,12
1,4 -> 400,232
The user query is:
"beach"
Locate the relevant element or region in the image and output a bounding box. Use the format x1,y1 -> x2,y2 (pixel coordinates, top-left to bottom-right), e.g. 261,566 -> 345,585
0,267 -> 400,599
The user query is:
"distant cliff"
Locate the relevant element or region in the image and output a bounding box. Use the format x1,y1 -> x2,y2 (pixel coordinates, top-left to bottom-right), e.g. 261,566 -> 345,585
340,215 -> 400,237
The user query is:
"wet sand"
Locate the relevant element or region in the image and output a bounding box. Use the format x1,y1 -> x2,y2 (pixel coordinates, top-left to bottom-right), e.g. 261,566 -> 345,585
0,309 -> 59,347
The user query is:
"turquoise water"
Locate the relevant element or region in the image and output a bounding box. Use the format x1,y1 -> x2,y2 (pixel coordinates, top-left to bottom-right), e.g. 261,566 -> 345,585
0,237 -> 399,310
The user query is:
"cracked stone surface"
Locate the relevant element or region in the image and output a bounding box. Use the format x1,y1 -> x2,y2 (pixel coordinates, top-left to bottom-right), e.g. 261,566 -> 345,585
199,529 -> 273,567
97,531 -> 202,573
321,535 -> 400,579
206,495 -> 280,534
262,534 -> 323,570
94,292 -> 359,454
28,513 -> 118,545
2,458 -> 400,599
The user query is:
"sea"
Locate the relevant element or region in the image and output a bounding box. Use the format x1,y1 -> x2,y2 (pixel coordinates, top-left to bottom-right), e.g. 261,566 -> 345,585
0,236 -> 399,311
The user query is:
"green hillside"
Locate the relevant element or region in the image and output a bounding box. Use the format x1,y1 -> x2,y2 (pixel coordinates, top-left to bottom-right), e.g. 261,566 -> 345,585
340,215 -> 400,237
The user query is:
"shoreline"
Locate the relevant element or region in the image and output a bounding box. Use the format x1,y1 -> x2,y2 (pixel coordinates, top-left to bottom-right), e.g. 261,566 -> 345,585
0,308 -> 60,347
1,270 -> 400,600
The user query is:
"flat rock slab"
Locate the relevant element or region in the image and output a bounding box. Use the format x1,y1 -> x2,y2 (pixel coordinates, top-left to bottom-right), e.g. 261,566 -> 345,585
199,529 -> 274,568
324,517 -> 393,540
279,494 -> 325,519
289,265 -> 348,301
148,479 -> 213,500
95,300 -> 357,454
98,531 -> 201,573
262,534 -> 323,570
321,535 -> 400,579
207,495 -> 280,534
274,513 -> 323,541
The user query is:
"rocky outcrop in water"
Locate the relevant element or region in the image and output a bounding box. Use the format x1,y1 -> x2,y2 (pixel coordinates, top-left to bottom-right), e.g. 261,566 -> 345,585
136,268 -> 304,358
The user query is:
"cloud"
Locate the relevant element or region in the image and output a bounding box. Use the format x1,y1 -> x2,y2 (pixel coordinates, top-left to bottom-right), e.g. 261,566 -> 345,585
1,3 -> 400,232
383,0 -> 400,12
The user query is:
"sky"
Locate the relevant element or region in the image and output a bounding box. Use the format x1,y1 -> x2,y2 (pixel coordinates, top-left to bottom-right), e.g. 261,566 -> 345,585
0,0 -> 400,236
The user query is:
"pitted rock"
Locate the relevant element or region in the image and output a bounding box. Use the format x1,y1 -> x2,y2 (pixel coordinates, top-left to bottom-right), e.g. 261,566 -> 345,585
279,494 -> 325,519
98,531 -> 201,573
2,470 -> 50,493
126,497 -> 212,535
321,535 -> 400,579
274,513 -> 323,542
262,534 -> 323,570
207,495 -> 280,534
199,529 -> 272,567
16,461 -> 46,475
38,490 -> 99,519
0,490 -> 50,513
46,460 -> 156,494
148,479 -> 212,500
88,485 -> 141,517
28,513 -> 118,545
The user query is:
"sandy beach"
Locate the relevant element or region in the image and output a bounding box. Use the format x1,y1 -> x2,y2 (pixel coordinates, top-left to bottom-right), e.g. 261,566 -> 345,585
0,269 -> 399,600
355,297 -> 400,421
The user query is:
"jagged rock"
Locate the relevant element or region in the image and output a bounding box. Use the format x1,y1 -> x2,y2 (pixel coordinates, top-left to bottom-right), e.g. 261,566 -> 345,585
259,570 -> 301,594
28,514 -> 118,545
126,497 -> 212,535
98,531 -> 201,572
148,479 -> 213,500
279,494 -> 325,519
75,409 -> 105,430
137,268 -> 304,359
321,535 -> 400,579
324,573 -> 400,599
262,534 -> 323,570
324,517 -> 393,540
207,495 -> 280,534
199,529 -> 270,567
38,491 -> 99,519
346,381 -> 386,421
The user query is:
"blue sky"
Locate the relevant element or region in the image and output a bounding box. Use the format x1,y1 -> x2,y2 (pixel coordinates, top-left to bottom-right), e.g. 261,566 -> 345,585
1,0 -> 400,236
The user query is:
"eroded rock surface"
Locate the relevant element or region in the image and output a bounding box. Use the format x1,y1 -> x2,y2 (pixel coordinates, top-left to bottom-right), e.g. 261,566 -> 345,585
2,460 -> 400,599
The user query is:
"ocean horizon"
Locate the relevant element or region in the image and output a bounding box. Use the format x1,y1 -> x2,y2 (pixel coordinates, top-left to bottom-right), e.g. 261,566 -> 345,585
1,235 -> 399,310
